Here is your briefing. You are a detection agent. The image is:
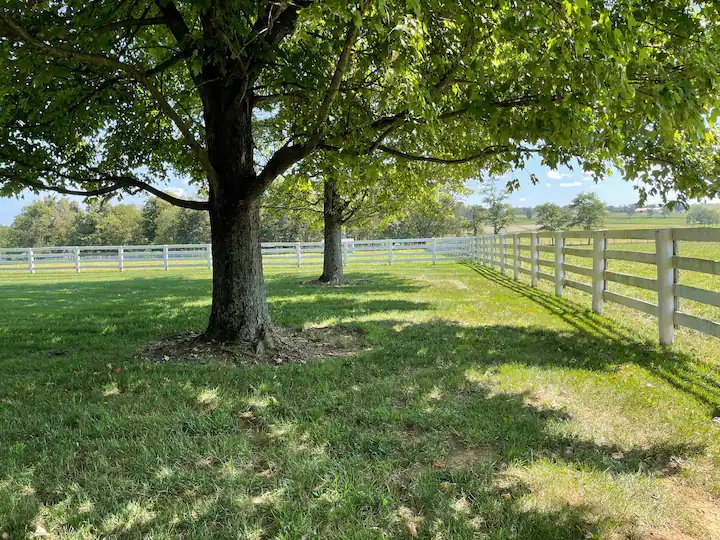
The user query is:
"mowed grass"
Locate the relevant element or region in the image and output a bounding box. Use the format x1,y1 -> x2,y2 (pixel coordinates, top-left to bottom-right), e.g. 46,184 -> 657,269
1,263 -> 719,539
509,212 -> 695,233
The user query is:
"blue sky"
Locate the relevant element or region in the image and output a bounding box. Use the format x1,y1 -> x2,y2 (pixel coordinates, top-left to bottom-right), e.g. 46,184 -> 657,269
464,157 -> 663,208
0,156 -> 665,226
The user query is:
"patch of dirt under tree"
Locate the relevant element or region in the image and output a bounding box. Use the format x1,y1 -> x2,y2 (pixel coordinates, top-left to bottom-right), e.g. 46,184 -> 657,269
137,325 -> 367,366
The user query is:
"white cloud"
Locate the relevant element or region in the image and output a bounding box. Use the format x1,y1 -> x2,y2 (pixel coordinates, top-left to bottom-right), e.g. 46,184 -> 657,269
547,170 -> 563,179
559,181 -> 583,188
519,197 -> 527,202
545,183 -> 552,188
167,187 -> 187,197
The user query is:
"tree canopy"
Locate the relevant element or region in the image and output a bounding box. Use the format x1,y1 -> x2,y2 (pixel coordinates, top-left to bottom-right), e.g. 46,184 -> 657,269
1,1 -> 719,204
481,184 -> 515,235
686,204 -> 720,226
535,202 -> 571,232
570,192 -> 607,231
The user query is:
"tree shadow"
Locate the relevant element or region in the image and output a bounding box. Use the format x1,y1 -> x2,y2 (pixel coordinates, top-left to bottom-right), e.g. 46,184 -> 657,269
0,267 -> 717,538
2,320 -> 710,538
0,271 -> 427,362
462,262 -> 720,410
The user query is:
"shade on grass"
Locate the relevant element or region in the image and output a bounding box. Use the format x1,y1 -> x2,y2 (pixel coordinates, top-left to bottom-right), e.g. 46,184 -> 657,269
0,263 -> 718,538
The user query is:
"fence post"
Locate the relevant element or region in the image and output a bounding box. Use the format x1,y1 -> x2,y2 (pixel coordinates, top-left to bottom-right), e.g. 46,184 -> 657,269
490,236 -> 496,268
554,231 -> 565,297
118,247 -> 124,272
206,244 -> 212,269
163,245 -> 169,270
591,231 -> 606,314
500,236 -> 506,275
75,247 -> 81,273
388,239 -> 393,265
513,235 -> 520,280
656,229 -> 675,345
530,233 -> 539,287
672,237 -> 680,321
432,238 -> 437,264
483,236 -> 489,264
296,244 -> 302,268
27,248 -> 35,274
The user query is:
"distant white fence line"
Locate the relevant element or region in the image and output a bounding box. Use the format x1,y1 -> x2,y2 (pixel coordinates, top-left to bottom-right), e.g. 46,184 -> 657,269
0,236 -> 475,273
4,230 -> 718,345
472,228 -> 720,345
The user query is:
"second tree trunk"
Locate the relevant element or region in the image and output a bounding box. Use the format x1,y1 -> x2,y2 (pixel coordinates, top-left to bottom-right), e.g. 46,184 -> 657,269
318,178 -> 344,284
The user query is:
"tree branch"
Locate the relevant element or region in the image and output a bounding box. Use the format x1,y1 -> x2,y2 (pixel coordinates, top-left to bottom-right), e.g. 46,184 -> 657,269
152,0 -> 192,49
128,178 -> 209,210
97,16 -> 169,33
256,1 -> 368,189
1,167 -> 209,210
7,177 -> 127,198
375,144 -> 541,164
0,12 -> 216,185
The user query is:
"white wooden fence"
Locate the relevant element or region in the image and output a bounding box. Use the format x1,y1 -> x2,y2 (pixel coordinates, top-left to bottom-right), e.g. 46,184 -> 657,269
0,236 -> 475,273
4,230 -> 717,345
471,228 -> 720,345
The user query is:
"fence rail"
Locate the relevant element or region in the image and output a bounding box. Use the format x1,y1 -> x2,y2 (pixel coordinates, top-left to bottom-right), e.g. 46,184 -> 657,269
0,237 -> 476,273
4,229 -> 718,345
472,228 -> 720,345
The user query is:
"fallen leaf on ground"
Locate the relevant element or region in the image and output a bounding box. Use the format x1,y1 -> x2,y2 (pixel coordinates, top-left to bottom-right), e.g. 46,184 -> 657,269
397,506 -> 422,538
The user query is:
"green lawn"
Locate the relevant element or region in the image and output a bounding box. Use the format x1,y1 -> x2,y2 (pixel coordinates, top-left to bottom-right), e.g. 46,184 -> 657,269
1,264 -> 719,539
509,211 -> 695,233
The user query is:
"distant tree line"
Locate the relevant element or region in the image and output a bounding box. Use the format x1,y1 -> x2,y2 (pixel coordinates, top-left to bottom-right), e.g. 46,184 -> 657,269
1,195 -> 470,248
1,194 -> 716,248
686,205 -> 720,225
2,197 -> 211,248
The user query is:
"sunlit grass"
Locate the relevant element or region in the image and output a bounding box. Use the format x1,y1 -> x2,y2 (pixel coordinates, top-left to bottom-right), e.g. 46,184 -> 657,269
0,263 -> 719,538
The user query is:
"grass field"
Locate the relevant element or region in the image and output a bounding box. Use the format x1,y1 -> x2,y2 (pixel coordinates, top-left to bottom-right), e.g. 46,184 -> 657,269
1,264 -> 719,539
508,211 -> 695,233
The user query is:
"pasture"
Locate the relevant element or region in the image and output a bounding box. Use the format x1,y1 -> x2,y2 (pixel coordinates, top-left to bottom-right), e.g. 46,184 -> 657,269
1,263 -> 719,539
510,211 -> 693,233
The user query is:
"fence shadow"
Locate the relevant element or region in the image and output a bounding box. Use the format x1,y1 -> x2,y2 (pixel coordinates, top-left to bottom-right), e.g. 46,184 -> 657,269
462,261 -> 720,410
1,265 -> 718,537
0,315 -> 709,538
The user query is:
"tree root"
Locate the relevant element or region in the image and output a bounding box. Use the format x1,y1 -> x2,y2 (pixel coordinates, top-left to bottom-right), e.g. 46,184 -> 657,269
136,325 -> 366,366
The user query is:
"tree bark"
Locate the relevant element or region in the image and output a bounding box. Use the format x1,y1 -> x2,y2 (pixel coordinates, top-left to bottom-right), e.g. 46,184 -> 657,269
318,178 -> 345,284
201,83 -> 274,345
205,194 -> 273,344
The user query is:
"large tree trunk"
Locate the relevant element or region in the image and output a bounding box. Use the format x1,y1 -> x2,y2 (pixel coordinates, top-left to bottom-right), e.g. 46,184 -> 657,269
201,83 -> 274,345
205,194 -> 272,344
318,178 -> 345,284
